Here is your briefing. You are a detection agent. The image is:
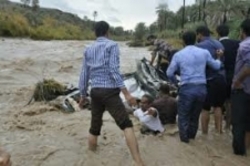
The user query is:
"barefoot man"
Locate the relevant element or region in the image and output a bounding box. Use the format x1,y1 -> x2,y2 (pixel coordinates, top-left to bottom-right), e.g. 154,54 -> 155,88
0,148 -> 11,166
78,21 -> 144,166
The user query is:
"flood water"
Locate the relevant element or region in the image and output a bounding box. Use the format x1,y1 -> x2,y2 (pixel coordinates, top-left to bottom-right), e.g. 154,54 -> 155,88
0,38 -> 249,166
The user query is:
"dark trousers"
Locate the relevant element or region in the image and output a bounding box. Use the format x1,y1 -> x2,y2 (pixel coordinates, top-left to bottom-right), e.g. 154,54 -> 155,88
178,84 -> 207,142
231,90 -> 250,155
89,88 -> 133,136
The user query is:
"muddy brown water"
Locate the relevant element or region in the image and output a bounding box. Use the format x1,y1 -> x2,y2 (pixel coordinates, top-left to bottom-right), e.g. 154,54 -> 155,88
0,38 -> 249,166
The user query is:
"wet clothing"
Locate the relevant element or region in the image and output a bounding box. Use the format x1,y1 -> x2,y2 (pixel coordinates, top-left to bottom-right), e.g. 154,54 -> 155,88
196,37 -> 227,110
167,45 -> 221,86
151,95 -> 177,125
196,37 -> 225,80
231,37 -> 250,155
79,37 -> 125,96
79,37 -> 133,136
167,45 -> 221,143
152,39 -> 172,70
90,88 -> 133,136
232,37 -> 250,94
178,84 -> 207,142
219,37 -> 240,99
203,75 -> 227,110
134,108 -> 164,133
231,90 -> 250,155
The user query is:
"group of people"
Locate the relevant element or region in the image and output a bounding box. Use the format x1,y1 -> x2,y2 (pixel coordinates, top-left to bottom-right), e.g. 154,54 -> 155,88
165,19 -> 250,156
78,19 -> 250,166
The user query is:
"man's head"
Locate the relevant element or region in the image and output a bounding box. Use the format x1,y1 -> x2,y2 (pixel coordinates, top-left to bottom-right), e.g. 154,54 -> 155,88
240,19 -> 250,40
95,21 -> 110,38
159,83 -> 170,96
196,26 -> 211,43
182,31 -> 197,46
140,94 -> 154,111
216,24 -> 229,38
146,35 -> 157,45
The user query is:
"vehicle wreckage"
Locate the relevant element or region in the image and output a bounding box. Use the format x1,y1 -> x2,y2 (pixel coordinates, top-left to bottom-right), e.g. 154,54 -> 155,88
27,58 -> 178,113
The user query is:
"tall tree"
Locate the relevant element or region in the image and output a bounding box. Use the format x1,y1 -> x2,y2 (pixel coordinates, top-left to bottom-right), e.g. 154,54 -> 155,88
93,11 -> 98,22
156,3 -> 169,32
134,22 -> 147,41
206,0 -> 250,25
20,0 -> 30,6
182,0 -> 186,28
32,0 -> 39,11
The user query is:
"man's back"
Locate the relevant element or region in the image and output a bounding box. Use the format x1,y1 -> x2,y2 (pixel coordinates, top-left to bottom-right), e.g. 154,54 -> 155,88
83,37 -> 124,89
151,96 -> 177,124
233,37 -> 250,94
168,45 -> 215,85
196,37 -> 225,80
220,39 -> 240,78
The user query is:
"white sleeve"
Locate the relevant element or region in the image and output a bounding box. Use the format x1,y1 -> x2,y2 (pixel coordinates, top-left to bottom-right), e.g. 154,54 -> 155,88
133,110 -> 138,117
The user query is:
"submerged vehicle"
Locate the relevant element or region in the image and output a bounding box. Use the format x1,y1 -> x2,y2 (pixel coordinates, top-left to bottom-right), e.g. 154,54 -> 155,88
62,58 -> 178,112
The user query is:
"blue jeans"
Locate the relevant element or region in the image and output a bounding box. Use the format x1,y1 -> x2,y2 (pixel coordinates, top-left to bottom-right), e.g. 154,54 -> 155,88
178,84 -> 207,142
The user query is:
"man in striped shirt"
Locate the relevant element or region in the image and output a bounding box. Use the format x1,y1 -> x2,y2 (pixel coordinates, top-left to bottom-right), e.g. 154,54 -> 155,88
78,21 -> 144,166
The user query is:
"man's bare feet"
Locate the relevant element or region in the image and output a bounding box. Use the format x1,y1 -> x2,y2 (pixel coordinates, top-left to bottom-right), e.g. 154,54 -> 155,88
0,148 -> 11,166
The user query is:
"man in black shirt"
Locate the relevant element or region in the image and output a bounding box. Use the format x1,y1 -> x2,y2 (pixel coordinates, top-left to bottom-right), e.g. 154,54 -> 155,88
216,24 -> 240,129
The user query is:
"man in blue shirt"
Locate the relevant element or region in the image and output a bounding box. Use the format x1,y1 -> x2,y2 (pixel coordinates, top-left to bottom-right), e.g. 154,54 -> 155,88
196,26 -> 227,134
167,31 -> 222,143
78,21 -> 144,166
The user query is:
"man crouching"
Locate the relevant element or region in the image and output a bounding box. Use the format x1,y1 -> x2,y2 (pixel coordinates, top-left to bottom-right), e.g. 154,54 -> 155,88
133,95 -> 165,135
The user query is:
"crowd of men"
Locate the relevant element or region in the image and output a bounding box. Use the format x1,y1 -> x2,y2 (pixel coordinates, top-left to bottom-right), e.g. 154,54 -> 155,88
1,19 -> 248,166
76,19 -> 250,166
149,19 -> 250,156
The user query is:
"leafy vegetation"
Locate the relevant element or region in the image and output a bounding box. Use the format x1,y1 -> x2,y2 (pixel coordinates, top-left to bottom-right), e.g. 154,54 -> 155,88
129,0 -> 250,47
0,0 -> 132,40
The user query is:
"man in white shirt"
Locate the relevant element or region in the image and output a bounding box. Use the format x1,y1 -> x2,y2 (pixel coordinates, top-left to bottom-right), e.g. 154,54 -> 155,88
133,95 -> 164,135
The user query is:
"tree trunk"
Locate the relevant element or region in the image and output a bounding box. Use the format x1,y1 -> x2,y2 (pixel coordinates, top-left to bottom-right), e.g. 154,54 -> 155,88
198,0 -> 201,21
247,7 -> 250,19
223,10 -> 227,24
182,0 -> 186,28
202,0 -> 207,26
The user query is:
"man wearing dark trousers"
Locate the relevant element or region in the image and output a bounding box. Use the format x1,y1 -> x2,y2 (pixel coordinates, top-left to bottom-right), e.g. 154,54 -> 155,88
167,31 -> 222,143
78,21 -> 144,166
216,24 -> 240,130
231,19 -> 250,156
196,26 -> 227,134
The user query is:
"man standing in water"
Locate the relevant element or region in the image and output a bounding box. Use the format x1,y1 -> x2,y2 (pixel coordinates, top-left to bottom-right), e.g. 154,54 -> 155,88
196,26 -> 227,134
216,24 -> 240,130
146,35 -> 173,72
78,21 -> 144,166
231,19 -> 250,156
167,31 -> 222,143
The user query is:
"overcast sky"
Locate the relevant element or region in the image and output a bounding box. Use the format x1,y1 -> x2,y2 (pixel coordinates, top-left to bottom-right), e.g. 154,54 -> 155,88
10,0 -> 195,30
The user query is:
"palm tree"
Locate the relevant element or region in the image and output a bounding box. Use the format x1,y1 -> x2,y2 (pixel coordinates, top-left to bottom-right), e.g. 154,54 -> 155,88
156,3 -> 168,32
93,11 -> 98,22
206,0 -> 250,26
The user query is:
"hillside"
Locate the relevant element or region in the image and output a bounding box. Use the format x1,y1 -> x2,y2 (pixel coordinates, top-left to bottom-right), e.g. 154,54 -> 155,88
0,0 -> 131,40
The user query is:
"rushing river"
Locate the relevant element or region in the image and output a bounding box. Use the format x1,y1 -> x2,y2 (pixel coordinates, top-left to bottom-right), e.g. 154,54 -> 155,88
0,38 -> 249,166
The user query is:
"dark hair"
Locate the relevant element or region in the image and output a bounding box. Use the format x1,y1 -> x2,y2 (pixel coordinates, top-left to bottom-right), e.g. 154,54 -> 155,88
240,19 -> 250,36
182,31 -> 196,45
142,94 -> 154,104
196,26 -> 210,37
95,21 -> 109,37
147,35 -> 157,41
159,83 -> 170,94
216,24 -> 229,37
